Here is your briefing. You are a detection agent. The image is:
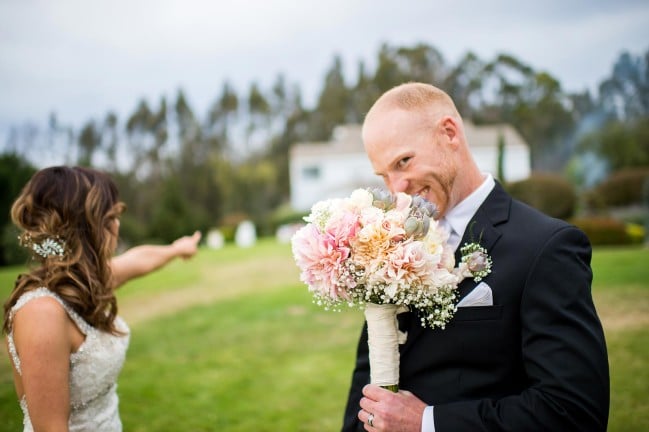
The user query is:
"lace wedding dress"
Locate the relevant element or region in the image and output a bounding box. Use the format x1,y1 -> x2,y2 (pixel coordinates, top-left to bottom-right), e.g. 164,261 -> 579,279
7,287 -> 130,431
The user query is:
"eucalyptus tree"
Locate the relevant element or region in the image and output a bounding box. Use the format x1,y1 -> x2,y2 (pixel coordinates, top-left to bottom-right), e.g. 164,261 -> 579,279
518,71 -> 575,169
174,89 -> 204,172
310,54 -> 351,140
477,54 -> 574,170
174,89 -> 226,230
370,43 -> 447,101
599,49 -> 649,121
579,118 -> 649,171
102,112 -> 119,172
373,43 -> 405,93
245,81 -> 271,154
267,75 -> 309,200
578,49 -> 649,172
270,73 -> 293,135
349,61 -> 379,123
123,97 -> 169,181
47,112 -> 77,165
123,98 -> 172,229
125,99 -> 154,178
148,97 -> 169,180
443,51 -> 486,118
207,80 -> 239,154
393,43 -> 446,85
477,54 -> 535,123
77,120 -> 101,167
0,154 -> 36,265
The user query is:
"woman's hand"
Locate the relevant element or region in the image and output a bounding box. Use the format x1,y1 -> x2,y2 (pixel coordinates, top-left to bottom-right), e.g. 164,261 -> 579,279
111,231 -> 202,288
171,231 -> 202,259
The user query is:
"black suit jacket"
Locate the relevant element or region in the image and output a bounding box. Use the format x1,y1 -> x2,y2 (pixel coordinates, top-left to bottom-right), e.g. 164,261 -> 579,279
342,183 -> 609,431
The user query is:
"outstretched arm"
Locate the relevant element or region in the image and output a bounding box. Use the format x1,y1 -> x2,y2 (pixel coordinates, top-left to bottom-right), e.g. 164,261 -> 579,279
110,231 -> 202,289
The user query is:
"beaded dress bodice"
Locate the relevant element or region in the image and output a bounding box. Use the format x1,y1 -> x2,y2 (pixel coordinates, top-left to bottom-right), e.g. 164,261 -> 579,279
7,287 -> 130,431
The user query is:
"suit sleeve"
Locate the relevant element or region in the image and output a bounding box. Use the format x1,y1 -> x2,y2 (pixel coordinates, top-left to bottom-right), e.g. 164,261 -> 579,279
341,322 -> 370,432
433,226 -> 609,431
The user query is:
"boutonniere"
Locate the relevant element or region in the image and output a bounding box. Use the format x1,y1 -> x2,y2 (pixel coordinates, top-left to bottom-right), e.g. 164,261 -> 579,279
454,221 -> 492,282
457,242 -> 492,282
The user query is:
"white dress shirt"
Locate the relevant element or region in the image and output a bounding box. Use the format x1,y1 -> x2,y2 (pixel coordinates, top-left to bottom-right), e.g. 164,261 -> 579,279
440,174 -> 496,251
420,173 -> 495,432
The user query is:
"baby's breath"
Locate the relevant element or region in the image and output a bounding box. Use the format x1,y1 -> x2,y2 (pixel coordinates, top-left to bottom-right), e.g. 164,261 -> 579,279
293,188 -> 494,331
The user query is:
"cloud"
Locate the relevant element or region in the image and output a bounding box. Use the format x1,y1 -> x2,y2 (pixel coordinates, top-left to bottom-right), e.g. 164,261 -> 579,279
1,0 -> 647,128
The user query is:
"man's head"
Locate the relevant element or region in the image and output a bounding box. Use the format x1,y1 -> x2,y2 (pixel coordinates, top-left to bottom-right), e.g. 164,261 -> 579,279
362,82 -> 482,217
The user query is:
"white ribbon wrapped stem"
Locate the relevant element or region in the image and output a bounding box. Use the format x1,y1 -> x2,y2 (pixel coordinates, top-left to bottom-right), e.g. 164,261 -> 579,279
364,303 -> 408,388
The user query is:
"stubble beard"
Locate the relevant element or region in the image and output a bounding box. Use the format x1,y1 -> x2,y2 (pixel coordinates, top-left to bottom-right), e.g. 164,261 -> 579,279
421,170 -> 455,218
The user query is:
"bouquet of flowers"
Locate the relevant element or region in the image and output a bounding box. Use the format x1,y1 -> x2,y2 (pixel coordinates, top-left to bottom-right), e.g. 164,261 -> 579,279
291,188 -> 491,390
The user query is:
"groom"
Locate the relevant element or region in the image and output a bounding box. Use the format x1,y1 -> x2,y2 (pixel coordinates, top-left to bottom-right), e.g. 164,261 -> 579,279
341,83 -> 609,431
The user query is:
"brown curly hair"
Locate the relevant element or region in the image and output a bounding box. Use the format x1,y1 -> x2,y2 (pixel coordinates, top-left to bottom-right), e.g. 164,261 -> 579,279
3,166 -> 125,335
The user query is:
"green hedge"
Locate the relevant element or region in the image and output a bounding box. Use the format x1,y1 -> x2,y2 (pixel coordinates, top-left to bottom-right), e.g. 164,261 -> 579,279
507,173 -> 578,220
570,217 -> 633,246
270,204 -> 308,231
586,167 -> 649,209
1,224 -> 29,266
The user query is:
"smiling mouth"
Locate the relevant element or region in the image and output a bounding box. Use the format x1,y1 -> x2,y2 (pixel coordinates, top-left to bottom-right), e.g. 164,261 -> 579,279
417,187 -> 430,197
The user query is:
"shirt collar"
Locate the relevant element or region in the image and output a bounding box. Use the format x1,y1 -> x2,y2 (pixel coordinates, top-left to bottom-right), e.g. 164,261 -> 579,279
444,173 -> 495,238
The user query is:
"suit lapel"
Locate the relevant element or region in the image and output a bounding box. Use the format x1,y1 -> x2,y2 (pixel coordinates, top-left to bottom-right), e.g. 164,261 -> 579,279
457,182 -> 509,251
400,182 -> 511,354
454,183 -> 509,299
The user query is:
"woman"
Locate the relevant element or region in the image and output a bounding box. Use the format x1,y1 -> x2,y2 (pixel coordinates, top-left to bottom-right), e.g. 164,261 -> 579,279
3,166 -> 201,431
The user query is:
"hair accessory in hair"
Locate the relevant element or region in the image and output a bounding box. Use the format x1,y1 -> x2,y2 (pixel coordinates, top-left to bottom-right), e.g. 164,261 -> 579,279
19,233 -> 66,259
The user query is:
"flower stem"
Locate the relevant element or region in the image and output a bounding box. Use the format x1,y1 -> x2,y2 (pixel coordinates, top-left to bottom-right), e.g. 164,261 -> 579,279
381,384 -> 399,393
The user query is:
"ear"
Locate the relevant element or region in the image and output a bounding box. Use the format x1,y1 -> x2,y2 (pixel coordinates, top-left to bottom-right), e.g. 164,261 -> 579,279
439,116 -> 459,143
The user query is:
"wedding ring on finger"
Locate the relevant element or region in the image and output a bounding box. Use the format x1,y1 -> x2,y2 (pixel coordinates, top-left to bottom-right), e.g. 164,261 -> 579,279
367,413 -> 375,427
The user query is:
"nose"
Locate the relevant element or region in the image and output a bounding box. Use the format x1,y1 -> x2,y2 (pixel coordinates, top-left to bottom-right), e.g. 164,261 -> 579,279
385,172 -> 409,193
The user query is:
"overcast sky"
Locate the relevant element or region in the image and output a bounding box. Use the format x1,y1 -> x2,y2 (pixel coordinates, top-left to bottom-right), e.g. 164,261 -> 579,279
1,0 -> 648,131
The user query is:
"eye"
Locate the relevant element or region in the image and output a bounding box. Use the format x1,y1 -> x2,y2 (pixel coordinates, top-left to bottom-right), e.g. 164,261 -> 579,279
396,156 -> 411,169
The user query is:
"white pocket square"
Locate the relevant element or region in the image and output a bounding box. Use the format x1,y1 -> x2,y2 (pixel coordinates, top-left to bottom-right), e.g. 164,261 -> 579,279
457,282 -> 493,307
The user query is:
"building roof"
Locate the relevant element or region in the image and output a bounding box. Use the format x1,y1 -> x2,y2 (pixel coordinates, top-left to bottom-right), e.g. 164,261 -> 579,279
290,124 -> 364,157
463,121 -> 528,149
291,121 -> 528,157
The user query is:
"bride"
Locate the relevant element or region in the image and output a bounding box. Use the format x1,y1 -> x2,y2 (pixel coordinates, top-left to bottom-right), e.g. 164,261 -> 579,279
3,166 -> 201,431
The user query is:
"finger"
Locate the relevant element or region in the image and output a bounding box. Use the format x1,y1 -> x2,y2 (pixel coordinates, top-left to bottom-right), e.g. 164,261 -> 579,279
357,409 -> 369,423
362,383 -> 389,400
359,396 -> 378,414
358,409 -> 376,431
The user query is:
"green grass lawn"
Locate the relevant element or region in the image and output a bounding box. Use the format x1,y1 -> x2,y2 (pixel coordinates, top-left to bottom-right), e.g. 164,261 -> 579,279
0,241 -> 647,431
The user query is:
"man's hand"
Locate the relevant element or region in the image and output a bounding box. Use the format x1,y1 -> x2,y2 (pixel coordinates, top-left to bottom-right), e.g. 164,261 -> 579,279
358,384 -> 427,431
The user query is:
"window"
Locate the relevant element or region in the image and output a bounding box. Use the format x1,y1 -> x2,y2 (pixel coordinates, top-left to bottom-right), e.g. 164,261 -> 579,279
302,165 -> 321,179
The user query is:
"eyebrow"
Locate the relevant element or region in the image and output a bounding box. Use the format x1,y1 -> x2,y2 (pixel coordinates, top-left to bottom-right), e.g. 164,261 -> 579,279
373,151 -> 411,177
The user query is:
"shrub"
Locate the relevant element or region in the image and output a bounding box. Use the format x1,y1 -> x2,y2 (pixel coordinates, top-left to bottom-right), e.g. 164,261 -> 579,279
586,167 -> 649,209
570,217 -> 632,246
0,154 -> 36,265
269,204 -> 308,233
1,224 -> 29,266
219,212 -> 250,243
507,173 -> 578,220
117,213 -> 150,246
625,223 -> 646,244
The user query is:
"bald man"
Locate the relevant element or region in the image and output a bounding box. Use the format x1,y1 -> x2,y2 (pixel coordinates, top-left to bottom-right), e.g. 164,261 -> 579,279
342,83 -> 609,431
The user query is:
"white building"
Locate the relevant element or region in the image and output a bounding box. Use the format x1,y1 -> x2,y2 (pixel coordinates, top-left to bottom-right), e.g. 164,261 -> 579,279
464,121 -> 531,184
289,122 -> 530,212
